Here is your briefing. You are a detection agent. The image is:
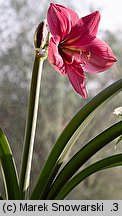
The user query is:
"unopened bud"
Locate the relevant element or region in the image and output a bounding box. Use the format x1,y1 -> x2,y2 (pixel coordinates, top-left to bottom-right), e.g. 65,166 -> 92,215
34,19 -> 48,58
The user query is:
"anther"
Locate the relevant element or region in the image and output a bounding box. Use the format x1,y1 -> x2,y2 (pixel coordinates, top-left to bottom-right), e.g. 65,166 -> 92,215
87,52 -> 91,59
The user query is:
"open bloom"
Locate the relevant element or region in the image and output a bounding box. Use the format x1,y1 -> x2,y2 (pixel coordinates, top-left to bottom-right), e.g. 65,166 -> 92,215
47,3 -> 116,98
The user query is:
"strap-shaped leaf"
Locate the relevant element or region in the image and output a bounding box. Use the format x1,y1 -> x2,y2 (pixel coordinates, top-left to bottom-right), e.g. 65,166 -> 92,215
0,127 -> 20,199
46,121 -> 122,199
116,135 -> 122,145
56,154 -> 122,199
0,193 -> 3,200
31,79 -> 122,199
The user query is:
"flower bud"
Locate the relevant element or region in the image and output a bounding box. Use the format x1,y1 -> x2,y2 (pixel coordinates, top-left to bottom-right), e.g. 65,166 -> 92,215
34,19 -> 48,58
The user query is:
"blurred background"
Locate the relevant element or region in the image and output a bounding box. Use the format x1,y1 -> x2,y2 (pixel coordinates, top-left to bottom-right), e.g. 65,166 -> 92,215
0,0 -> 122,199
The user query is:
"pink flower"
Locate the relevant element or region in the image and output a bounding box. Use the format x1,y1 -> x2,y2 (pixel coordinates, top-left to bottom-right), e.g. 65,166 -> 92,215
47,3 -> 117,98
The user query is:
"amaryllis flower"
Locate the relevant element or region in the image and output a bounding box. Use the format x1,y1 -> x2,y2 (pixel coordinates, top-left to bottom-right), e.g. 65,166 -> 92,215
47,3 -> 116,98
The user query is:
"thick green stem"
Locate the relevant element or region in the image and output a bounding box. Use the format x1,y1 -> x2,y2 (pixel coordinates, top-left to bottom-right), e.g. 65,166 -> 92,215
19,56 -> 43,198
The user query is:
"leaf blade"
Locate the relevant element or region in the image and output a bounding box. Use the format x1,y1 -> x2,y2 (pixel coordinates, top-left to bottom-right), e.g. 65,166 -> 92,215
56,154 -> 122,199
31,79 -> 122,199
0,127 -> 20,200
46,121 -> 122,199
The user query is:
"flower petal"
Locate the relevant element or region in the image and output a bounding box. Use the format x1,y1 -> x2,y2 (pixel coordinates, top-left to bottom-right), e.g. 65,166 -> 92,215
63,11 -> 100,47
82,11 -> 100,36
57,4 -> 79,27
47,3 -> 79,40
66,65 -> 87,98
82,38 -> 117,73
48,37 -> 66,74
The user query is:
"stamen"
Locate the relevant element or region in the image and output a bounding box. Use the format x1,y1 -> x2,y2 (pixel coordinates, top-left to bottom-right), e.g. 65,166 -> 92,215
80,51 -> 83,55
80,51 -> 91,66
87,52 -> 91,59
65,56 -> 75,65
80,62 -> 86,67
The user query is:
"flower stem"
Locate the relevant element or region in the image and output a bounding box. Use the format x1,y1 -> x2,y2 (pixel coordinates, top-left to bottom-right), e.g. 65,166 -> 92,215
19,56 -> 44,199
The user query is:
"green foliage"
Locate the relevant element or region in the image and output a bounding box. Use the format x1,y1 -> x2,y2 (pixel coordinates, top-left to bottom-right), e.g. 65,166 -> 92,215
45,121 -> 122,199
31,79 -> 122,199
56,154 -> 122,199
0,74 -> 122,200
0,128 -> 20,199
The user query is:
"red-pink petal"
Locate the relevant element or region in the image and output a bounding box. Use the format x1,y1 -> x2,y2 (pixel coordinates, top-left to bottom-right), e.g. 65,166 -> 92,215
63,11 -> 100,47
66,65 -> 87,98
47,3 -> 79,40
81,38 -> 117,73
82,11 -> 100,36
56,4 -> 79,27
48,37 -> 66,74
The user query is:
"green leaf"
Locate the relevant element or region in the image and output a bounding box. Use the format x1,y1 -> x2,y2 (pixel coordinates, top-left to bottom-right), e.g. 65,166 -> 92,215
115,135 -> 122,147
31,79 -> 122,200
0,193 -> 3,200
56,154 -> 122,199
0,127 -> 20,199
46,121 -> 122,199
